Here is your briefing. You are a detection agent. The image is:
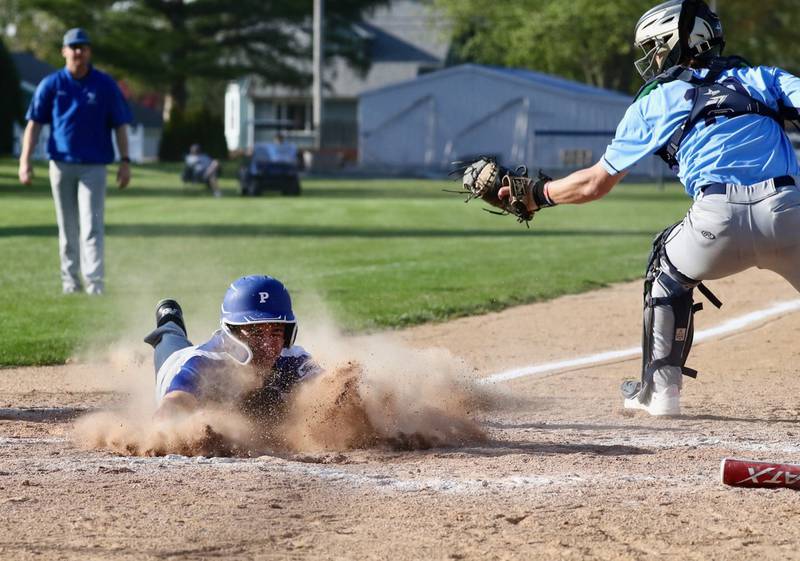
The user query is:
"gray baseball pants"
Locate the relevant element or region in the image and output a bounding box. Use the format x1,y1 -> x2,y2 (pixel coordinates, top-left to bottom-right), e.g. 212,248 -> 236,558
143,322 -> 192,375
651,177 -> 800,390
49,161 -> 107,294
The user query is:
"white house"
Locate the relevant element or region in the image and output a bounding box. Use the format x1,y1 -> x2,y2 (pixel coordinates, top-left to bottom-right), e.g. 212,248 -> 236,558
224,0 -> 450,163
359,64 -> 661,176
12,51 -> 163,162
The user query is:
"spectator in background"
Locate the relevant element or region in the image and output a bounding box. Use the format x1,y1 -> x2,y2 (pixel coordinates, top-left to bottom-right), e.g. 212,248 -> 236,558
183,143 -> 221,197
18,27 -> 132,296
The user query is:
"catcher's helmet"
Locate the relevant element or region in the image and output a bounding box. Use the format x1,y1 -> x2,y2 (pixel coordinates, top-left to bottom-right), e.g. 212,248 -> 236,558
633,0 -> 724,80
220,275 -> 298,354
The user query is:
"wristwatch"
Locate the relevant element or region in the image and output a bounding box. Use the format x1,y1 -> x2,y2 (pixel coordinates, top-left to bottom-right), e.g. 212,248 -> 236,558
120,156 -> 131,163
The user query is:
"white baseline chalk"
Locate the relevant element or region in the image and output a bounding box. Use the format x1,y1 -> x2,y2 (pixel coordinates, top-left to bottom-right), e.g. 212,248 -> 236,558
481,299 -> 800,384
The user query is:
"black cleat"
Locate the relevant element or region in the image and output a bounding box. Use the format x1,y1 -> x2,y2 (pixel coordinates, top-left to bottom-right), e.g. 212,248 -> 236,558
155,298 -> 186,335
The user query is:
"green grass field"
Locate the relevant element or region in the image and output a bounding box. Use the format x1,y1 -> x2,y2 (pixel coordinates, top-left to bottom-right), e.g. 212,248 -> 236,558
0,158 -> 689,366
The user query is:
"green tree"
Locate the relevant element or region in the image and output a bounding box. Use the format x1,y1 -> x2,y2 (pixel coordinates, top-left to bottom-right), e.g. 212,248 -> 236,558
0,36 -> 23,153
436,0 -> 800,94
158,107 -> 227,162
1,0 -> 388,113
719,0 -> 800,73
437,0 -> 651,93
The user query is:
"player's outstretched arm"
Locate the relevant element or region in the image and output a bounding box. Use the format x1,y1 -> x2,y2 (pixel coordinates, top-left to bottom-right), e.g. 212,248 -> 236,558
154,390 -> 199,420
516,161 -> 626,206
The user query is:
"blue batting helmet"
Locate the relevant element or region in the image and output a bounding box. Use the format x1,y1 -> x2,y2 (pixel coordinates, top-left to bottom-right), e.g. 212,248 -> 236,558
220,275 -> 297,348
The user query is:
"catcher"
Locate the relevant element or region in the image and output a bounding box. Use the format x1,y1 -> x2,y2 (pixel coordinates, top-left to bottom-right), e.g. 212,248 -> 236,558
143,275 -> 320,420
458,0 -> 800,416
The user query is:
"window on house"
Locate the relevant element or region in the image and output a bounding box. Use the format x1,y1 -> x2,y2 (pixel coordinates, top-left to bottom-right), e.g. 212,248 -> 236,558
275,102 -> 311,130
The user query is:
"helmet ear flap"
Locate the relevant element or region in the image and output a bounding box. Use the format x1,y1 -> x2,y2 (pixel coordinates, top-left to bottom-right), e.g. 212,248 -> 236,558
678,0 -> 724,63
284,323 -> 298,348
676,0 -> 701,63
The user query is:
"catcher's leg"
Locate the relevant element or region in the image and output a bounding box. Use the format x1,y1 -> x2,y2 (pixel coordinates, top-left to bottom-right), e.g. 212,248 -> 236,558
621,226 -> 707,416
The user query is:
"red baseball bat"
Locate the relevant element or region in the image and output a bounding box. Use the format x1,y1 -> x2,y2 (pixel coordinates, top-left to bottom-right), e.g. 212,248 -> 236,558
721,457 -> 800,489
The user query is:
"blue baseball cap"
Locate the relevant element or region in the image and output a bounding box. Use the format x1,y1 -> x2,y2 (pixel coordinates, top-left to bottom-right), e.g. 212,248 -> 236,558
63,28 -> 91,47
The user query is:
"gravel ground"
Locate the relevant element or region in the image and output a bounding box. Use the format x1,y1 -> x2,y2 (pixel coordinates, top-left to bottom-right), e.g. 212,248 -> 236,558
3,268 -> 800,560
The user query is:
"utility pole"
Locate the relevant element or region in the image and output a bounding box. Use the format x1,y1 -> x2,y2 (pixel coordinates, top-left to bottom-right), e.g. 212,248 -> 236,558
313,0 -> 324,150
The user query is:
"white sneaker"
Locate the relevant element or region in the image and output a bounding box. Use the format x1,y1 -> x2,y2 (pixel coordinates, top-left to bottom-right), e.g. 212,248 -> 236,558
624,384 -> 681,416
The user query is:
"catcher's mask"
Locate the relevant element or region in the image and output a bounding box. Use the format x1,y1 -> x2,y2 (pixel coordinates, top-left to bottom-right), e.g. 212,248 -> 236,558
220,275 -> 298,364
633,0 -> 724,80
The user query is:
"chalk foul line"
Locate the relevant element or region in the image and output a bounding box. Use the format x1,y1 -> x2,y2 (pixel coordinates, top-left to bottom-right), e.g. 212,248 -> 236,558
481,299 -> 800,384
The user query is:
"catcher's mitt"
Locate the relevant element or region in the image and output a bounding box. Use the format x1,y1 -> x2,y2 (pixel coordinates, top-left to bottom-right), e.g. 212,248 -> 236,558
449,158 -> 555,226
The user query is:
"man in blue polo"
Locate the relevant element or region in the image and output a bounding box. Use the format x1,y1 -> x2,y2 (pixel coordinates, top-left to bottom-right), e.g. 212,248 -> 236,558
18,28 -> 132,295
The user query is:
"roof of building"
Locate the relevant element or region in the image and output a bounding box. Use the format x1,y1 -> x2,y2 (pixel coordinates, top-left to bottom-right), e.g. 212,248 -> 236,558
11,51 -> 163,127
247,0 -> 450,99
128,102 -> 163,127
488,66 -> 631,101
11,51 -> 54,86
361,64 -> 631,102
362,0 -> 450,61
359,21 -> 440,64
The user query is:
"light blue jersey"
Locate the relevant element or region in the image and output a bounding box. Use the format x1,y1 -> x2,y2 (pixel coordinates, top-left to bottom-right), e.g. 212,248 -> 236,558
602,66 -> 800,198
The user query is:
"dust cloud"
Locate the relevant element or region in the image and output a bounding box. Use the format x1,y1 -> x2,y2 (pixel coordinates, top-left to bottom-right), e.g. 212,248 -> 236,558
73,408 -> 261,457
72,320 -> 504,457
280,323 -> 496,451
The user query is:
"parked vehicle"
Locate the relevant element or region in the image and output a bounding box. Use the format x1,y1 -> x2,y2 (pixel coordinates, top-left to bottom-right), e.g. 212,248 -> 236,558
238,141 -> 301,196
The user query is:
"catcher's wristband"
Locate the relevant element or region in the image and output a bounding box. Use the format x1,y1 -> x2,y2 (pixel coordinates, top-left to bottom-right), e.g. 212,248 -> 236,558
532,171 -> 556,208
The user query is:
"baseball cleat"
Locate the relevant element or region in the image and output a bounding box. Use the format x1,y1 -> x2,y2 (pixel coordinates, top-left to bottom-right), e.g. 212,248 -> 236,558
623,384 -> 681,416
155,298 -> 187,335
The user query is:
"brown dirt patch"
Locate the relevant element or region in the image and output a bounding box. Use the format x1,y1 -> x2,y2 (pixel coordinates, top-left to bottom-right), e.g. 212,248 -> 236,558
2,267 -> 800,560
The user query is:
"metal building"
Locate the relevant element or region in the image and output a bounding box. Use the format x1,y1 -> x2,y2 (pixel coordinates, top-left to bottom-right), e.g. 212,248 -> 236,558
359,64 -> 654,176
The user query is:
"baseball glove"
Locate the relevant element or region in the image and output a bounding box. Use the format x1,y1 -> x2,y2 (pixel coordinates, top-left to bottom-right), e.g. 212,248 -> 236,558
450,158 -> 555,226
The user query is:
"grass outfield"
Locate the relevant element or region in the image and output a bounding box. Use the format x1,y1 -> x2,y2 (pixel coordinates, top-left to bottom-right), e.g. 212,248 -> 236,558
0,158 -> 689,366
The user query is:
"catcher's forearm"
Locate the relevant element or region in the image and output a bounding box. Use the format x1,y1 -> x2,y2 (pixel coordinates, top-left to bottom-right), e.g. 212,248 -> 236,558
545,162 -> 626,205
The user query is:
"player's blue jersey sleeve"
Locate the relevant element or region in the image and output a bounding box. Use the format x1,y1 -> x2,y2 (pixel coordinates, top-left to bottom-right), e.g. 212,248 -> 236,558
773,67 -> 800,112
105,75 -> 132,128
165,355 -> 206,396
602,86 -> 689,175
26,75 -> 56,124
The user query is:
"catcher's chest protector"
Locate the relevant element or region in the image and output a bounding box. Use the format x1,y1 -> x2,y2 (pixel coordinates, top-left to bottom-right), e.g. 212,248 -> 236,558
636,57 -> 800,169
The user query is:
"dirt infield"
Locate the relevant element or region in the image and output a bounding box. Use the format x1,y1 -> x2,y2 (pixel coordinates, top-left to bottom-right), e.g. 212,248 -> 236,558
3,267 -> 800,560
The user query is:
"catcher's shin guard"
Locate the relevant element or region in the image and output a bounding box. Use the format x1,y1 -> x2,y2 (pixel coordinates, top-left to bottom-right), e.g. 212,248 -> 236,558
622,223 -> 721,405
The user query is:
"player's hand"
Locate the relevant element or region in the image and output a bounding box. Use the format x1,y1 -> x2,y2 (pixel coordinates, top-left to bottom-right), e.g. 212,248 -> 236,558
153,391 -> 199,421
117,161 -> 131,189
18,162 -> 33,185
498,184 -> 536,213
